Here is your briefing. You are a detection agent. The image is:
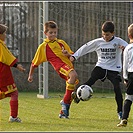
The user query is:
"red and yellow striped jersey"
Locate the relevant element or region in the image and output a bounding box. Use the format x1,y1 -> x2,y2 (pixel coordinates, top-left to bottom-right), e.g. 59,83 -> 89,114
0,39 -> 17,87
32,38 -> 74,71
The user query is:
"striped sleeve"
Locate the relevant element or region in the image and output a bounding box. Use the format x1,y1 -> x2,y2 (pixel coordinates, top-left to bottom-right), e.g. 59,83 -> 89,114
0,43 -> 17,66
32,42 -> 47,67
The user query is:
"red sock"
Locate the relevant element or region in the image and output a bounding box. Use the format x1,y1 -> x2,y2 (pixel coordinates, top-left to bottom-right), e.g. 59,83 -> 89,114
63,89 -> 73,104
10,100 -> 18,118
63,82 -> 74,104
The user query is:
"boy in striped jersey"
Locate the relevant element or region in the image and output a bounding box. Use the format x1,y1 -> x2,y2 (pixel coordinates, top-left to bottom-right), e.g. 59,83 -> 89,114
0,24 -> 25,122
28,21 -> 79,119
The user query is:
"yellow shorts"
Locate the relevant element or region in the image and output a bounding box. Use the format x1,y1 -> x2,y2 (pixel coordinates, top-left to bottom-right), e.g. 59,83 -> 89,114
58,64 -> 74,80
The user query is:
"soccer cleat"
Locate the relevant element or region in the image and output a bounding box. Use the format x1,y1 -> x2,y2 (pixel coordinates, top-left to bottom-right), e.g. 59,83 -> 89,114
71,91 -> 80,104
9,116 -> 22,123
117,119 -> 127,127
59,100 -> 70,118
118,111 -> 122,120
59,111 -> 69,119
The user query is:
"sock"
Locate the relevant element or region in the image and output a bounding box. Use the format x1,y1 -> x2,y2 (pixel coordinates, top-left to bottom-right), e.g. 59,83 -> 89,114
122,99 -> 132,120
10,100 -> 18,118
63,82 -> 75,104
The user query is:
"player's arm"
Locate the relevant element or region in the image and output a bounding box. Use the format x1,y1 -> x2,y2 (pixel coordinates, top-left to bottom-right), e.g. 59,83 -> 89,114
13,63 -> 25,72
70,40 -> 97,61
28,64 -> 36,82
62,48 -> 75,62
123,48 -> 128,85
118,38 -> 128,51
61,40 -> 74,58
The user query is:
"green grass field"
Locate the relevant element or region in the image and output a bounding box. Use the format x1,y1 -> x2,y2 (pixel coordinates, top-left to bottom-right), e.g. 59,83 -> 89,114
0,91 -> 133,132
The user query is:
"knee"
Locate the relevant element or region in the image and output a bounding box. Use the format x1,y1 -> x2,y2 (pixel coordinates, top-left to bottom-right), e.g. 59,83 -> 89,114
68,70 -> 78,82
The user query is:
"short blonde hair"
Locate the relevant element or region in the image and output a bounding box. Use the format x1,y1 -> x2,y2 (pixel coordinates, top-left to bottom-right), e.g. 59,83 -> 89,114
128,24 -> 133,38
44,21 -> 58,33
0,24 -> 8,34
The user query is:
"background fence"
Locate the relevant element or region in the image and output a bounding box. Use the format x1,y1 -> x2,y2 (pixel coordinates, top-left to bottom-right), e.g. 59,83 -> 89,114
0,2 -> 133,93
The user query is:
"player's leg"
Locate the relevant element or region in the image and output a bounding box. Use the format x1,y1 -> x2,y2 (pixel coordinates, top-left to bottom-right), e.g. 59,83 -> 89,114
84,66 -> 107,86
107,71 -> 123,120
117,74 -> 133,127
117,95 -> 133,127
58,66 -> 78,118
72,66 -> 107,104
8,90 -> 21,122
2,84 -> 21,122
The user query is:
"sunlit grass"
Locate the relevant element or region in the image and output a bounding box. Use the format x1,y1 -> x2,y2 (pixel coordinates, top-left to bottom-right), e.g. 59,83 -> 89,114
0,92 -> 132,132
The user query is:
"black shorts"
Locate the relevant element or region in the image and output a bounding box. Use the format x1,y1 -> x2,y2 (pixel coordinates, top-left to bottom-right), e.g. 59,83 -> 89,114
91,66 -> 122,82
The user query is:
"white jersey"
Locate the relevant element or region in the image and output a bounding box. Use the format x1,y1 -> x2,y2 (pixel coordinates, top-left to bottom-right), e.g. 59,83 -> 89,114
73,36 -> 128,72
123,43 -> 133,79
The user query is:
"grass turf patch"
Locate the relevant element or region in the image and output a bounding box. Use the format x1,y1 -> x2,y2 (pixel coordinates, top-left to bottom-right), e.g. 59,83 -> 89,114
0,91 -> 132,131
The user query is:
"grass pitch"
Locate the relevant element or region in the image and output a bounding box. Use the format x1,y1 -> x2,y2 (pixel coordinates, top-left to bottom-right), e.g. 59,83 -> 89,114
0,91 -> 132,132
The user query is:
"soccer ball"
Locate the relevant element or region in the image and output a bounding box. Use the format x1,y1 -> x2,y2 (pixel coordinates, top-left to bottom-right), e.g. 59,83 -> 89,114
76,85 -> 93,101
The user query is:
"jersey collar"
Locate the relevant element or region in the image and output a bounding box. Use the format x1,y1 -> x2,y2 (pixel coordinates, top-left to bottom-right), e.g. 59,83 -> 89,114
44,38 -> 57,43
109,36 -> 114,41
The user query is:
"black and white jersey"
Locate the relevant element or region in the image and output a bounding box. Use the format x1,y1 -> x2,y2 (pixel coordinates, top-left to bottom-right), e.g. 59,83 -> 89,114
123,43 -> 133,80
73,36 -> 128,72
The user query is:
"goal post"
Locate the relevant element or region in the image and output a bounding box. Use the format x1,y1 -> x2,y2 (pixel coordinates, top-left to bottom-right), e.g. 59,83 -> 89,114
37,2 -> 48,99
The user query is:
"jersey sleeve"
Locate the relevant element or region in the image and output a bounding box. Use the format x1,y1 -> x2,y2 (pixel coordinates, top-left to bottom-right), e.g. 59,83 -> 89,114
32,43 -> 47,67
72,39 -> 97,60
119,38 -> 128,47
123,47 -> 128,80
0,43 -> 17,66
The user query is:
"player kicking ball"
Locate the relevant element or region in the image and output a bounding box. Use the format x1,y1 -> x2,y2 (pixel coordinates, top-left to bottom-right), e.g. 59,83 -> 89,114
70,21 -> 128,120
28,21 -> 79,119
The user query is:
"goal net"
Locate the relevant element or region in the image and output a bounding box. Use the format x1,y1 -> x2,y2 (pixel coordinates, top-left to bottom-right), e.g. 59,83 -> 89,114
38,2 -> 132,98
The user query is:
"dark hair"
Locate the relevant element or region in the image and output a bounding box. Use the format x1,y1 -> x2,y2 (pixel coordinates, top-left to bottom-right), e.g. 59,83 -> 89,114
44,21 -> 58,33
0,24 -> 8,34
102,21 -> 114,33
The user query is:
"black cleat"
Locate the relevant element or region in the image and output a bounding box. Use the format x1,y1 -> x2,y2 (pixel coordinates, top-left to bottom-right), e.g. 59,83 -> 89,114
71,92 -> 80,104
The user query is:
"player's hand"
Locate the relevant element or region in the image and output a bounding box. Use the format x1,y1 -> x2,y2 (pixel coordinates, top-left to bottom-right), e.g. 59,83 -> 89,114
70,56 -> 75,62
62,49 -> 69,55
118,45 -> 125,51
17,64 -> 26,72
62,47 -> 70,57
28,75 -> 33,82
124,79 -> 128,85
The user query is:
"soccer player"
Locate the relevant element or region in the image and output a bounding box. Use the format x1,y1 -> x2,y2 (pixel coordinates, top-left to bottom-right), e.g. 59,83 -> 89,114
28,21 -> 79,119
70,21 -> 128,120
117,23 -> 133,127
0,24 -> 25,122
